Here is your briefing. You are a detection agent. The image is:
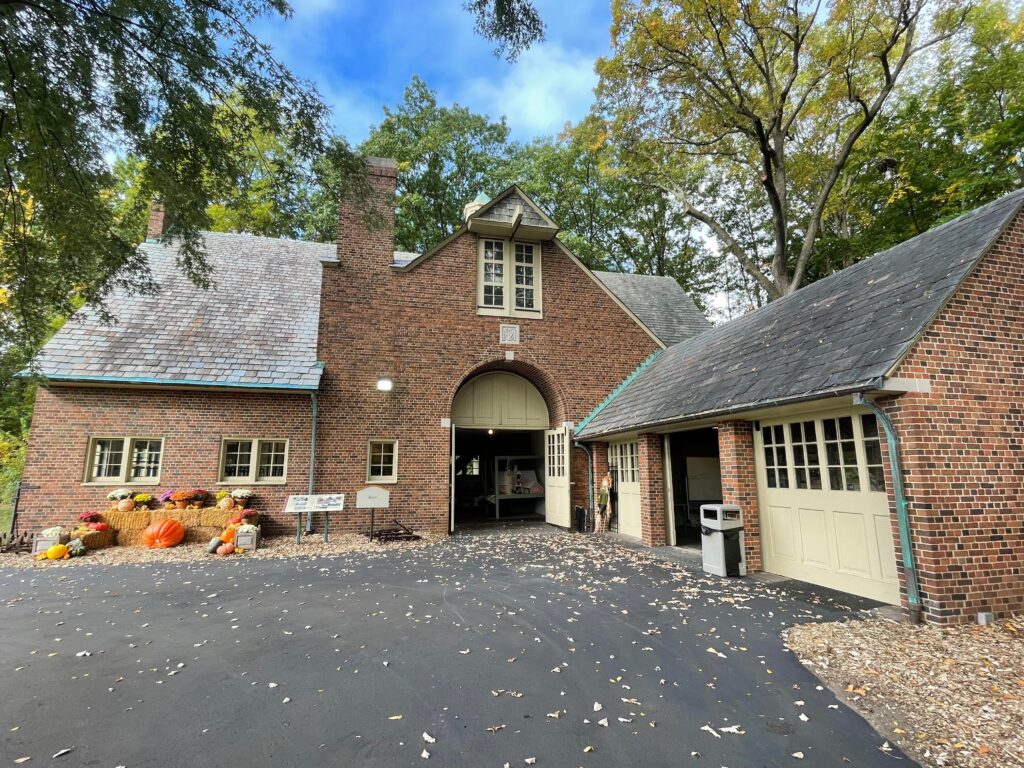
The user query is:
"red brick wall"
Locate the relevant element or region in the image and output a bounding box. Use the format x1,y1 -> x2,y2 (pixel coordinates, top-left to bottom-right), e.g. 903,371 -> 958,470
883,212 -> 1024,624
717,421 -> 762,571
638,433 -> 667,546
313,162 -> 662,535
19,387 -> 312,536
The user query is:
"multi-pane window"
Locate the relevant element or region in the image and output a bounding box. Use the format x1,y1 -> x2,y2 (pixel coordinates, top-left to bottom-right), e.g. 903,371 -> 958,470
367,440 -> 397,483
761,424 -> 789,488
514,243 -> 536,311
609,441 -> 639,485
257,441 -> 287,480
91,438 -> 125,480
219,438 -> 288,483
546,432 -> 566,479
222,440 -> 253,478
789,421 -> 822,490
478,238 -> 541,316
760,413 -> 887,494
86,437 -> 162,483
130,439 -> 163,480
861,415 -> 886,491
823,416 -> 860,491
481,240 -> 505,308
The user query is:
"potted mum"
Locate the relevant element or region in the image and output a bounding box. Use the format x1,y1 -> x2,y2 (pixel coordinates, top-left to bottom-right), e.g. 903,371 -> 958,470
231,488 -> 253,510
133,492 -> 154,510
107,488 -> 136,512
215,490 -> 234,510
170,489 -> 193,509
158,489 -> 176,509
190,489 -> 209,509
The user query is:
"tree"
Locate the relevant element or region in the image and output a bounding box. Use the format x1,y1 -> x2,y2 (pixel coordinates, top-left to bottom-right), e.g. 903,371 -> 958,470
465,0 -> 546,61
495,120 -> 722,311
596,0 -> 969,299
814,0 -> 1024,274
0,0 -> 361,354
360,77 -> 510,253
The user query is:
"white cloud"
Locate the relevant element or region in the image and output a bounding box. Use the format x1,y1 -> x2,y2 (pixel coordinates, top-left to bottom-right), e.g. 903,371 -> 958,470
459,43 -> 599,139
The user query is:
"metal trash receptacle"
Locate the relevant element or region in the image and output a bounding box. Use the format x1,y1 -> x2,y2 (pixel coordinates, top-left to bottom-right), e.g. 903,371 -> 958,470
699,504 -> 746,577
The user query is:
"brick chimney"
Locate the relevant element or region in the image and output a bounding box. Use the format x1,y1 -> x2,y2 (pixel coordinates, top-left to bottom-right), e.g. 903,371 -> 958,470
334,157 -> 398,273
146,201 -> 166,241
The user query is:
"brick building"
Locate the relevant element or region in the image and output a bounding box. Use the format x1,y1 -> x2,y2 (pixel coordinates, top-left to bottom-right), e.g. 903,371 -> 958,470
576,189 -> 1024,624
20,158 -> 707,539
20,160 -> 1023,625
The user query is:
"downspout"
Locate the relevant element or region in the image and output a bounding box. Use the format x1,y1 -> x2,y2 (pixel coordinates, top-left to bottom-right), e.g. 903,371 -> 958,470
852,393 -> 922,623
304,392 -> 319,541
574,441 -> 594,526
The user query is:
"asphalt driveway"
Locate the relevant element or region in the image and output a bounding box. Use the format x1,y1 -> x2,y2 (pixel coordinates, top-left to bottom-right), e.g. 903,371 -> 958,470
1,529 -> 912,767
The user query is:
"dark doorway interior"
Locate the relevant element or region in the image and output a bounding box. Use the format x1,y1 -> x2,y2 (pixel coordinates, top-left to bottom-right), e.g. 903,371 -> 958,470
669,428 -> 722,547
453,428 -> 545,527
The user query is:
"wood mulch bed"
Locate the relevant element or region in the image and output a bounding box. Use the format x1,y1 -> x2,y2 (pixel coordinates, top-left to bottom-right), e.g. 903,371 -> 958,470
784,615 -> 1024,768
0,532 -> 443,569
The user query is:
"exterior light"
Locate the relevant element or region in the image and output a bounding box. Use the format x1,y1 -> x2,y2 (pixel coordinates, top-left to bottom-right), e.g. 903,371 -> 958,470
487,429 -> 494,435
376,377 -> 393,392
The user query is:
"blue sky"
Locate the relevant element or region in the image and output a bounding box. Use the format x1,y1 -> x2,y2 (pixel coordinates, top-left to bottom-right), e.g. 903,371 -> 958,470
251,0 -> 613,144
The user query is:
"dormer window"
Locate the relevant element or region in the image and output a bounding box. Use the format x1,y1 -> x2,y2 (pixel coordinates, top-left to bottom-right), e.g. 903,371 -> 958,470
477,238 -> 542,317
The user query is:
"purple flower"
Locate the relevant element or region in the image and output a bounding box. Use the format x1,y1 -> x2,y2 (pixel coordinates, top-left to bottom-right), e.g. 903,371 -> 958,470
158,489 -> 175,503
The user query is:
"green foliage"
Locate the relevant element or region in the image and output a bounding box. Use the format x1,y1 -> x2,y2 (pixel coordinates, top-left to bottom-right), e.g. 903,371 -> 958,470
596,0 -> 969,299
360,77 -> 511,253
815,0 -> 1024,275
0,0 -> 344,354
495,121 -> 722,311
466,0 -> 545,62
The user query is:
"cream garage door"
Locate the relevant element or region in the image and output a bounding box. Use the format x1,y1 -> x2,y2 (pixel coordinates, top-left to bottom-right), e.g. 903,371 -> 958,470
609,441 -> 642,539
755,411 -> 900,604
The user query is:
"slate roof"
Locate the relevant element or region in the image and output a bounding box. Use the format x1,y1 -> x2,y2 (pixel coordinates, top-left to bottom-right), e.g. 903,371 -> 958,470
34,232 -> 331,390
593,271 -> 711,346
577,188 -> 1024,439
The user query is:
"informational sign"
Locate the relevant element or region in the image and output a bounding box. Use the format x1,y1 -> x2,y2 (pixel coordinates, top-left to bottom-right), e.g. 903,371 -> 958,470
285,494 -> 345,515
356,486 -> 390,509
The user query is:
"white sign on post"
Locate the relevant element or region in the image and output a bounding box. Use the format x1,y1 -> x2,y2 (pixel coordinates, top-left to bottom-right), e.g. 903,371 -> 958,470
285,494 -> 346,514
356,486 -> 390,509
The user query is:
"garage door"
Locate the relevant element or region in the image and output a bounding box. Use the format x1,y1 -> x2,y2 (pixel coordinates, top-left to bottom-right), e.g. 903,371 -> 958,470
755,411 -> 899,604
609,440 -> 642,539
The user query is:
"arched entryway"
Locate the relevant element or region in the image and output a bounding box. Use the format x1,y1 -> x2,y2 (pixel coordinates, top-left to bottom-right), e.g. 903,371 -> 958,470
449,369 -> 570,531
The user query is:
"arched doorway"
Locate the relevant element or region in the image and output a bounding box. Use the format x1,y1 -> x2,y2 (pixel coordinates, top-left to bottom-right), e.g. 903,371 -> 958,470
450,371 -> 570,530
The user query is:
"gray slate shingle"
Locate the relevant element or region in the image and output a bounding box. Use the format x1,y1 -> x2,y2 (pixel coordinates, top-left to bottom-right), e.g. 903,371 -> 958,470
593,271 -> 710,346
34,232 -> 331,389
578,188 -> 1024,439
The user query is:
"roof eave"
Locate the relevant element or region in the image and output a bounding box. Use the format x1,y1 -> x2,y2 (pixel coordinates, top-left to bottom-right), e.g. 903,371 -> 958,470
576,378 -> 885,440
36,373 -> 321,394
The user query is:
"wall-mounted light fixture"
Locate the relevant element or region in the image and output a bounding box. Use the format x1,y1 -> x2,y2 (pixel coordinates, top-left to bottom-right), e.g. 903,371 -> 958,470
376,376 -> 394,393
487,429 -> 494,435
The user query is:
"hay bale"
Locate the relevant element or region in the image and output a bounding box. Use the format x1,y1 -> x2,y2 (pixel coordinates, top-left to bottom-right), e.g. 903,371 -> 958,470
101,510 -> 151,531
185,525 -> 222,543
200,507 -> 234,527
117,528 -> 146,547
80,529 -> 117,550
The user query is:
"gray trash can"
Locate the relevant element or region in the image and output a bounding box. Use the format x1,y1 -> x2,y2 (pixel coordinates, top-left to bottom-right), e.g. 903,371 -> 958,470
699,504 -> 746,577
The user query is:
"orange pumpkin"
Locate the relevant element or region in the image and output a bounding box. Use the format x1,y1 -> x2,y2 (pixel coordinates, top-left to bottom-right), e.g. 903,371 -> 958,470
219,524 -> 238,543
216,542 -> 235,556
141,519 -> 186,548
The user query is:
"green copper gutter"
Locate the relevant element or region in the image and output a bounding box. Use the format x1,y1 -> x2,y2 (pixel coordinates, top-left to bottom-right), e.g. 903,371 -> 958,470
33,373 -> 320,391
575,350 -> 663,438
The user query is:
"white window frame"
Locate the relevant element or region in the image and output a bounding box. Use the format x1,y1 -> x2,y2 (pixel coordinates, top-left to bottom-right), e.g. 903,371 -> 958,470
84,436 -> 163,485
608,441 -> 639,486
477,237 -> 543,318
366,440 -> 398,484
218,438 -> 289,484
